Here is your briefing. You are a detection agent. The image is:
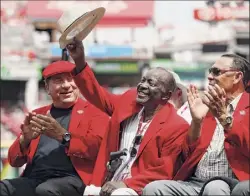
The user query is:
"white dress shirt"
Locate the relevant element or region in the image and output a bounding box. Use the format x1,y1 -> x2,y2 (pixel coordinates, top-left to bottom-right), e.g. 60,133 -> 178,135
177,101 -> 192,125
112,108 -> 152,181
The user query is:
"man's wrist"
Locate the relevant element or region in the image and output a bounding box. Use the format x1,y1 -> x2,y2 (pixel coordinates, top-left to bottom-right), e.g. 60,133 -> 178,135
72,63 -> 87,75
19,135 -> 30,153
61,131 -> 71,147
219,114 -> 233,130
72,58 -> 86,75
188,120 -> 202,143
20,135 -> 30,145
56,129 -> 67,142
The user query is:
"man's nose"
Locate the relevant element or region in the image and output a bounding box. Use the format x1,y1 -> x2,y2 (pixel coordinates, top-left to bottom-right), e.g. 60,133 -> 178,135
207,72 -> 214,81
61,80 -> 71,88
139,82 -> 148,90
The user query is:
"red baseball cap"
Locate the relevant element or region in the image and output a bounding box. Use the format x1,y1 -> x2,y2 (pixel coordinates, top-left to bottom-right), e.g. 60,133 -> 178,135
43,61 -> 75,79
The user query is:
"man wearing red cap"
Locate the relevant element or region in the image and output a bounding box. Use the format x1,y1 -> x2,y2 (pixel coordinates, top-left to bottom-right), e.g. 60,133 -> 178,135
0,61 -> 109,196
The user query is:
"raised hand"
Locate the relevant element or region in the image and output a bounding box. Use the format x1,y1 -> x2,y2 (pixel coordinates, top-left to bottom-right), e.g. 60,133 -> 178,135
203,84 -> 228,122
187,85 -> 209,123
21,112 -> 41,144
66,37 -> 85,63
30,112 -> 66,141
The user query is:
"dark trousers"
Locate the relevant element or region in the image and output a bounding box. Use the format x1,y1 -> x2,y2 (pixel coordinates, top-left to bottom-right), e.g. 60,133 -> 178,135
0,176 -> 85,196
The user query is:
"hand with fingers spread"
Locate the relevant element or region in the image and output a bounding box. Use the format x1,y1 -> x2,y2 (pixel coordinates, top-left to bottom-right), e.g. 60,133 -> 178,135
30,112 -> 67,142
20,112 -> 41,151
100,181 -> 127,196
203,84 -> 228,123
187,85 -> 209,123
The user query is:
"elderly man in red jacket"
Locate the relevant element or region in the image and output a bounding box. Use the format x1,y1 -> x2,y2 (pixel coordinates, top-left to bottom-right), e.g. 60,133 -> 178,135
143,54 -> 250,196
65,38 -> 189,195
0,61 -> 109,196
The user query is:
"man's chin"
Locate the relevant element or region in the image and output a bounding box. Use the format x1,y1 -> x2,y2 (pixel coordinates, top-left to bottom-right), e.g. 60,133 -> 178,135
136,97 -> 149,105
61,97 -> 77,104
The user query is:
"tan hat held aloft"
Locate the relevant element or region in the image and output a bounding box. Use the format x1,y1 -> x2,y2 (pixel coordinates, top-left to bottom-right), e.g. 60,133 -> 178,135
57,6 -> 106,49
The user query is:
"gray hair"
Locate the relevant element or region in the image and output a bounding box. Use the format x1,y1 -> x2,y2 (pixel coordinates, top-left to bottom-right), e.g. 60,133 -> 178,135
222,53 -> 250,77
153,67 -> 177,93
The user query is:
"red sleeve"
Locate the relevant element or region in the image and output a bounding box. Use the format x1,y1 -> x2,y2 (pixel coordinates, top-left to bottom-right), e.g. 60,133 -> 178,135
67,109 -> 109,161
181,134 -> 201,160
123,123 -> 188,194
8,134 -> 29,167
74,64 -> 121,116
7,108 -> 47,167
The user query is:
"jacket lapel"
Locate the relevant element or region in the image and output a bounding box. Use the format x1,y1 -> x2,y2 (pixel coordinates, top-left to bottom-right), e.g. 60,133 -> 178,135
136,104 -> 171,159
233,92 -> 249,120
68,99 -> 87,133
117,95 -> 142,124
110,100 -> 142,151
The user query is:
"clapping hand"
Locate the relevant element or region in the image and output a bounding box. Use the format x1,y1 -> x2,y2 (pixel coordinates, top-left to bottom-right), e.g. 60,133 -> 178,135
21,112 -> 41,144
187,85 -> 209,123
19,112 -> 41,151
203,84 -> 228,122
30,112 -> 66,141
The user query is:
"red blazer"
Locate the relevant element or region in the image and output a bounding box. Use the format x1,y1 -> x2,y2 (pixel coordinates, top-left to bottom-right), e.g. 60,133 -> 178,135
8,98 -> 109,185
174,92 -> 250,181
74,65 -> 189,194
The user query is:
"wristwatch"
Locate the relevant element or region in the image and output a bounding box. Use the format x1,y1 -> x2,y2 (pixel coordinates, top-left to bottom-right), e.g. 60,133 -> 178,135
62,132 -> 71,146
221,115 -> 233,127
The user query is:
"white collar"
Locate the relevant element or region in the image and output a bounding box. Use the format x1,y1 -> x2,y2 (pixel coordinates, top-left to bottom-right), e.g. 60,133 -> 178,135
228,93 -> 243,113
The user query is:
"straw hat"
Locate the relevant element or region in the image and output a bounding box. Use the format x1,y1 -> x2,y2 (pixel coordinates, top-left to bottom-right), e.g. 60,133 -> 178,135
57,6 -> 106,49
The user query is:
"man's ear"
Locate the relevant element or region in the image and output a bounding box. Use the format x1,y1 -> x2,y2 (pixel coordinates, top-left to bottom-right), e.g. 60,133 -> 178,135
162,91 -> 172,101
177,88 -> 183,98
45,81 -> 50,95
234,71 -> 243,84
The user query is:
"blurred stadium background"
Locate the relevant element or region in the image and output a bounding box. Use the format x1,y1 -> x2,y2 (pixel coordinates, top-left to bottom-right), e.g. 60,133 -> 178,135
1,0 -> 249,179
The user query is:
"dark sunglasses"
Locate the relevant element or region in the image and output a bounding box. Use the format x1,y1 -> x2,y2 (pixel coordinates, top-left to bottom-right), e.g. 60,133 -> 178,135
130,135 -> 142,158
209,67 -> 240,76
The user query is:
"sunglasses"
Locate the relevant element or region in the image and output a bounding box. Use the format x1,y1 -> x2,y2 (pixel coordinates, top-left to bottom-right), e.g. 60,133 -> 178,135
130,135 -> 142,158
208,67 -> 240,77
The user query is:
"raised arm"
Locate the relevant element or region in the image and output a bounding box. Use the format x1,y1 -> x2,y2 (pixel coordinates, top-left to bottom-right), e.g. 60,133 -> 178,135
182,85 -> 209,158
67,38 -> 121,116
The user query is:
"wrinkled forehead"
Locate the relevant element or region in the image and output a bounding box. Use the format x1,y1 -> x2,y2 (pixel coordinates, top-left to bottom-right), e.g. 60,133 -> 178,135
212,56 -> 233,69
143,69 -> 165,81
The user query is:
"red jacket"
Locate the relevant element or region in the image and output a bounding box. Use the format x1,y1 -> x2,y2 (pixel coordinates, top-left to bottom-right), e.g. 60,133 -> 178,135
8,98 -> 109,185
174,92 -> 250,181
74,65 -> 189,194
